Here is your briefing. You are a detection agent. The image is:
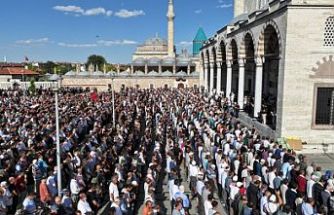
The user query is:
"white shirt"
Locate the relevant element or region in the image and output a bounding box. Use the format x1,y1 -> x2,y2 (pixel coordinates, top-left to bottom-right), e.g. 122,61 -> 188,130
109,182 -> 119,202
77,199 -> 92,214
268,171 -> 276,189
196,180 -> 205,196
204,200 -> 213,215
307,180 -> 315,199
260,196 -> 268,215
70,179 -> 80,195
189,164 -> 199,177
229,184 -> 239,200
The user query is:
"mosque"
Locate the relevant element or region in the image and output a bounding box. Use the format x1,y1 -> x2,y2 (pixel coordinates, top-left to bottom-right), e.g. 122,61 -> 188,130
62,0 -> 207,89
200,0 -> 334,143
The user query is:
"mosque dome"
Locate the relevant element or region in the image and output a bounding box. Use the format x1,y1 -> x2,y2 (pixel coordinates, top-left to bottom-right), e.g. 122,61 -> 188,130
144,35 -> 167,46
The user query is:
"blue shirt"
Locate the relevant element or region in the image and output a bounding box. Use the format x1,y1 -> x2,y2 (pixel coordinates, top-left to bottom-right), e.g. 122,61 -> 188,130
174,192 -> 190,208
23,198 -> 36,213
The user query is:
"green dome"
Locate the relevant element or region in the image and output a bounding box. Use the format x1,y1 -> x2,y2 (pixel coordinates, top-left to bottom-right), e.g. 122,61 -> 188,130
193,27 -> 207,42
193,27 -> 207,56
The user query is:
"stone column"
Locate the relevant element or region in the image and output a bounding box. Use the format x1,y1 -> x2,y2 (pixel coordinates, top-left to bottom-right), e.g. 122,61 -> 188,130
204,63 -> 208,91
131,65 -> 134,74
145,64 -> 148,74
238,59 -> 245,109
210,63 -> 214,92
173,64 -> 176,74
226,61 -> 232,98
159,64 -> 162,74
254,57 -> 263,118
187,64 -> 191,75
216,62 -> 222,93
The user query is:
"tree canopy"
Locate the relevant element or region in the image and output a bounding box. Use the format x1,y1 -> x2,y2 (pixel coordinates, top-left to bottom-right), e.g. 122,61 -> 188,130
86,55 -> 107,71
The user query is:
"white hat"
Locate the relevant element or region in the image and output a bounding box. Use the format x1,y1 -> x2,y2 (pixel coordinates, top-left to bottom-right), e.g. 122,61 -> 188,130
232,175 -> 238,182
191,160 -> 196,166
236,182 -> 243,188
131,181 -> 138,186
269,194 -> 277,202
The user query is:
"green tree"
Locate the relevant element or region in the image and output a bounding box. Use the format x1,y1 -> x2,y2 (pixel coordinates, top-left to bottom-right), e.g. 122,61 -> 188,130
41,61 -> 56,74
28,79 -> 36,95
86,55 -> 107,71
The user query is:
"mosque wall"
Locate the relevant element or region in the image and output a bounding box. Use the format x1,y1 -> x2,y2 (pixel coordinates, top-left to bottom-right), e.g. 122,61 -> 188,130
62,77 -> 200,92
280,5 -> 334,144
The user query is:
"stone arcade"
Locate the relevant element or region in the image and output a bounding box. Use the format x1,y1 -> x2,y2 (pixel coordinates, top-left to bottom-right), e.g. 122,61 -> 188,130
200,0 -> 334,143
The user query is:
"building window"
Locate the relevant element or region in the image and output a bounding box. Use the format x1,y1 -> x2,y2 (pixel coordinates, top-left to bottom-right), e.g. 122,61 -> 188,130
164,84 -> 168,89
324,16 -> 334,47
150,84 -> 154,89
315,87 -> 334,125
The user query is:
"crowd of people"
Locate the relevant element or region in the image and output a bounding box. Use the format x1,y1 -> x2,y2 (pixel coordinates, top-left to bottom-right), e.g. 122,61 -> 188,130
0,86 -> 333,215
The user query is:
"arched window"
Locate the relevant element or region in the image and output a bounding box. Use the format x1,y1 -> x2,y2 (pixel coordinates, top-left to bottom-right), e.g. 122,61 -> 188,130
324,16 -> 334,47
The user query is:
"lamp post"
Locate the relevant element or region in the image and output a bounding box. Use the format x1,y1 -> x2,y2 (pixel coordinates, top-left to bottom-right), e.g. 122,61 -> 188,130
49,74 -> 62,197
109,73 -> 116,128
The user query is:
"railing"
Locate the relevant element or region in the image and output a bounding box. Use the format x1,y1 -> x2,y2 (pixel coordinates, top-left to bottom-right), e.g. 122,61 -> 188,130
0,81 -> 57,90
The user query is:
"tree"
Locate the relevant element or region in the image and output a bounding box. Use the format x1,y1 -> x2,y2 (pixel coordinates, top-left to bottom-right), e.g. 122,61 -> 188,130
41,61 -> 57,74
28,79 -> 36,95
86,55 -> 107,71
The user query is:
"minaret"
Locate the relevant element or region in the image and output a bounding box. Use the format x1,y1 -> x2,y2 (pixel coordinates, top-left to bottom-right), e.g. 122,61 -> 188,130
167,0 -> 175,57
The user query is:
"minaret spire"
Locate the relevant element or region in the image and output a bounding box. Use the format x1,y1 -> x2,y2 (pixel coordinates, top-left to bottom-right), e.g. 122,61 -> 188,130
167,0 -> 175,57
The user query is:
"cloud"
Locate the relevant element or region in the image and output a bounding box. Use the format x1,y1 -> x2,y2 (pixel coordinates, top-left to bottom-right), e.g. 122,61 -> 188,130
53,5 -> 112,17
97,40 -> 137,46
114,9 -> 145,18
16,37 -> 49,45
58,42 -> 97,48
58,39 -> 137,48
194,9 -> 202,14
216,3 -> 232,8
53,5 -> 84,14
178,41 -> 192,46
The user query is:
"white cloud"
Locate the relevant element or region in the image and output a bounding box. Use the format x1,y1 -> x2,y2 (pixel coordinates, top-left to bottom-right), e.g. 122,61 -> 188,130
83,7 -> 106,16
194,9 -> 202,14
179,41 -> 192,46
58,42 -> 97,48
53,5 -> 84,14
53,5 -> 113,17
97,40 -> 137,46
114,9 -> 145,18
216,3 -> 233,8
16,37 -> 49,45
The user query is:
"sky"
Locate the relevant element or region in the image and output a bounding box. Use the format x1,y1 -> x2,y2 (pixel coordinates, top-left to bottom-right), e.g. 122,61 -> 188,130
0,0 -> 233,64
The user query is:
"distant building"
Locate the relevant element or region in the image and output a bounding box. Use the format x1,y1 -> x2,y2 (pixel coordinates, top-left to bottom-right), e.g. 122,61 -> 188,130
0,63 -> 39,81
63,0 -> 206,90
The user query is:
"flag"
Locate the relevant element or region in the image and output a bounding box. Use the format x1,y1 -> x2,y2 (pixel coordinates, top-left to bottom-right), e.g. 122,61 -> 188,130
24,56 -> 29,62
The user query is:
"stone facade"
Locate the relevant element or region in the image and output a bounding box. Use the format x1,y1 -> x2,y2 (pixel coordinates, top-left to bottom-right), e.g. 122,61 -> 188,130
200,0 -> 334,143
62,76 -> 200,92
